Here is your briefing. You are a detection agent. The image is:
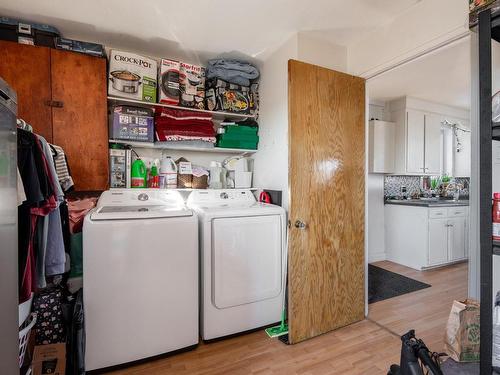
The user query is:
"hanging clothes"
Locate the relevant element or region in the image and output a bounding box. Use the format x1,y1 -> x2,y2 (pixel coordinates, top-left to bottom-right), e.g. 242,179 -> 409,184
37,135 -> 66,287
18,128 -> 55,302
17,127 -> 69,301
50,144 -> 74,192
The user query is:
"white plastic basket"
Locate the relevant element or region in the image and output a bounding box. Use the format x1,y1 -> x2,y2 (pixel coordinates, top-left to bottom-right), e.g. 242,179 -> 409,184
19,312 -> 37,368
19,293 -> 34,327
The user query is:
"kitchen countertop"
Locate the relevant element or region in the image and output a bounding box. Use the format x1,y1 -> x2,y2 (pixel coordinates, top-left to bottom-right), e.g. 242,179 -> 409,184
385,199 -> 469,207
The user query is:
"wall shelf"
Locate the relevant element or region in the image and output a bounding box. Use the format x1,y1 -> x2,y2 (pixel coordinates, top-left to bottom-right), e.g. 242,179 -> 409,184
109,139 -> 257,154
494,241 -> 500,255
107,96 -> 256,121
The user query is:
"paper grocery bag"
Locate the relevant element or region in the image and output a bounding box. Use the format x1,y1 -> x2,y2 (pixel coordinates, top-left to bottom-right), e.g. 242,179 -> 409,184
444,299 -> 480,362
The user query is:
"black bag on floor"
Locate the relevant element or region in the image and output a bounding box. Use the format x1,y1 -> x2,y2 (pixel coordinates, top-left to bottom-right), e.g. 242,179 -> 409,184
63,288 -> 85,375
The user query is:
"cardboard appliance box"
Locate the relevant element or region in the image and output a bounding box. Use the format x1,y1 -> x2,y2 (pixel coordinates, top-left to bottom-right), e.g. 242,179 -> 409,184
159,58 -> 180,105
110,105 -> 154,142
108,50 -> 157,103
31,343 -> 66,375
179,62 -> 205,109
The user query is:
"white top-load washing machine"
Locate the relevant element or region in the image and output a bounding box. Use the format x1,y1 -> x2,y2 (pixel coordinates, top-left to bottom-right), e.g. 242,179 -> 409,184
83,189 -> 198,371
187,189 -> 287,340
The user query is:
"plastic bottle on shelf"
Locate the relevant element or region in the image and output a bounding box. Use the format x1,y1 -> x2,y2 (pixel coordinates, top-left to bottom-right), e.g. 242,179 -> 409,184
160,156 -> 178,189
494,192 -> 500,241
148,159 -> 160,188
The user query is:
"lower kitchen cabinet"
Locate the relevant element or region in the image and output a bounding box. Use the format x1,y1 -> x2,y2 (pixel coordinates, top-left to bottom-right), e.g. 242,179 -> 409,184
385,204 -> 469,270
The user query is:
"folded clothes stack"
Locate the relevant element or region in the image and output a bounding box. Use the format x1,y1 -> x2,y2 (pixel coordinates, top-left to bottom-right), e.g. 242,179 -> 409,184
217,119 -> 259,150
155,108 -> 216,147
205,59 -> 260,115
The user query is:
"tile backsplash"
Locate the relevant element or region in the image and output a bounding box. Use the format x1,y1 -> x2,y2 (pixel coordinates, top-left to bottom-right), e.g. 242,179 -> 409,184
384,175 -> 470,198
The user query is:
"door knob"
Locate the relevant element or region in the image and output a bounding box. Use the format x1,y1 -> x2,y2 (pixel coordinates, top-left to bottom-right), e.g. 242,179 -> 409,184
294,220 -> 307,230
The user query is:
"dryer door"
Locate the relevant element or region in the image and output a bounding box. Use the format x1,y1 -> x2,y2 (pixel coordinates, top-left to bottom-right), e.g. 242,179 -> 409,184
212,215 -> 282,309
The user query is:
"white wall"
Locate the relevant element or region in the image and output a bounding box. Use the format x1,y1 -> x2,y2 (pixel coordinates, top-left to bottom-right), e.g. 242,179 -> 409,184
367,101 -> 390,263
253,33 -> 349,210
253,35 -> 298,210
297,32 -> 347,72
348,0 -> 469,78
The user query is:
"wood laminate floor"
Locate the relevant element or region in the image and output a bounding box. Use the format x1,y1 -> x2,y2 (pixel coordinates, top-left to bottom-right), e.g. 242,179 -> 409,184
107,261 -> 468,375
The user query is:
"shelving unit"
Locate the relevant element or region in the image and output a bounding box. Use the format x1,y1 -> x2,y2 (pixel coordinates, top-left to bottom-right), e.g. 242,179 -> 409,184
107,96 -> 256,121
477,8 -> 498,373
109,139 -> 257,154
494,240 -> 500,256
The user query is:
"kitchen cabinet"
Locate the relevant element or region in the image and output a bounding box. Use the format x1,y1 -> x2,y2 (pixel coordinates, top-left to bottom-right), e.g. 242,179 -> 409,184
369,120 -> 395,173
385,204 -> 469,270
393,109 -> 442,175
406,110 -> 425,174
0,41 -> 53,141
428,218 -> 448,265
0,40 -> 108,190
424,113 -> 442,175
389,97 -> 470,176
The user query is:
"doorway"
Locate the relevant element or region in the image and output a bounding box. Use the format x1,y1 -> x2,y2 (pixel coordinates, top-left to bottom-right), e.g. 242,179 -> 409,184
365,36 -> 472,352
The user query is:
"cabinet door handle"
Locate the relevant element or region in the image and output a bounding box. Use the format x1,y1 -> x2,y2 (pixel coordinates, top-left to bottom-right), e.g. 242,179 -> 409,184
44,100 -> 64,108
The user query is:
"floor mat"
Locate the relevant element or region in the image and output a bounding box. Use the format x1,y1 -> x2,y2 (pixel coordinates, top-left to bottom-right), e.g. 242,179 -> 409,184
368,264 -> 431,304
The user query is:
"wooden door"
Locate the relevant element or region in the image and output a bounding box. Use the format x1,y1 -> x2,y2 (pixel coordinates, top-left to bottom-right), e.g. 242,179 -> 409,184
424,113 -> 442,175
50,49 -> 108,191
0,40 -> 53,141
406,109 -> 425,174
448,217 -> 466,261
288,60 -> 365,344
428,219 -> 448,265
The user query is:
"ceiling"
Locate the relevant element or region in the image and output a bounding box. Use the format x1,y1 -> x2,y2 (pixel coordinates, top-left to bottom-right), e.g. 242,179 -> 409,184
367,37 -> 471,110
0,0 -> 421,63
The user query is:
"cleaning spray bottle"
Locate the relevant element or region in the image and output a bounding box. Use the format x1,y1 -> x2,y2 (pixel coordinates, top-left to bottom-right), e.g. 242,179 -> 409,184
148,159 -> 160,188
131,158 -> 147,188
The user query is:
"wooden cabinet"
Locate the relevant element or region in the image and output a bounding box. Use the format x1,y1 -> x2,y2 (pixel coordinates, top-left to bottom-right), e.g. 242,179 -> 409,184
0,41 -> 53,141
385,204 -> 469,270
0,40 -> 108,190
369,120 -> 395,173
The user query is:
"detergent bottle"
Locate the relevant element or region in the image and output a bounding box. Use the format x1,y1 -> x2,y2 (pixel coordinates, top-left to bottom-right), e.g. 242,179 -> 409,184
160,156 -> 178,189
131,158 -> 147,188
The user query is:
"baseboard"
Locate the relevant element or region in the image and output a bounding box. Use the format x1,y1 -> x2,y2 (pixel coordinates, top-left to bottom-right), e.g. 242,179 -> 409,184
368,251 -> 387,263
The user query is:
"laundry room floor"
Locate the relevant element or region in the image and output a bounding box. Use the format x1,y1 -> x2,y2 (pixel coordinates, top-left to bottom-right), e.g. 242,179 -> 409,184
107,261 -> 468,375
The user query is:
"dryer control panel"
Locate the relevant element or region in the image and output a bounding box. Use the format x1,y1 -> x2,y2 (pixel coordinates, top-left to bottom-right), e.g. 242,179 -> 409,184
187,189 -> 256,206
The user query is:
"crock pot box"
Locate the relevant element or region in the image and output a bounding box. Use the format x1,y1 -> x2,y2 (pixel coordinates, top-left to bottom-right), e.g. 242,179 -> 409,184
159,59 -> 180,105
110,105 -> 154,142
108,50 -> 157,103
179,62 -> 205,109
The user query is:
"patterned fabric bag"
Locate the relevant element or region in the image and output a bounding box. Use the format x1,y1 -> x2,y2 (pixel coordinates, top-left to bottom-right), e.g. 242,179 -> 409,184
33,287 -> 66,344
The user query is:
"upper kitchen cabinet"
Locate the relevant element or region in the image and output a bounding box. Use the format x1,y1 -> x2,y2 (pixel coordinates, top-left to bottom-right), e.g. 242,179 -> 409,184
0,40 -> 108,190
368,120 -> 395,173
389,97 -> 470,176
0,41 -> 53,141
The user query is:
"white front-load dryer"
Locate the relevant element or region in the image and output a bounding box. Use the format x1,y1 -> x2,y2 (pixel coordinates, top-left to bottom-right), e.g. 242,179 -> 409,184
83,189 -> 198,371
187,189 -> 286,340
